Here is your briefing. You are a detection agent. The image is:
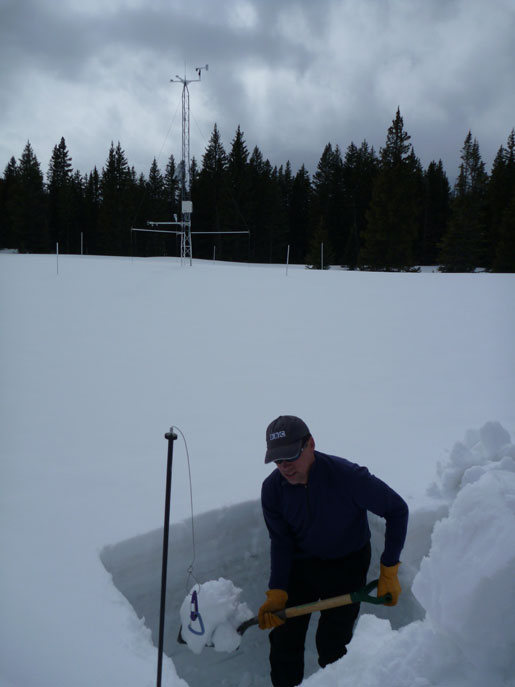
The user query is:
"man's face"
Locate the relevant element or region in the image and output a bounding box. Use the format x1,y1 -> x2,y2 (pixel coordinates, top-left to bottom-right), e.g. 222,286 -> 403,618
275,437 -> 315,485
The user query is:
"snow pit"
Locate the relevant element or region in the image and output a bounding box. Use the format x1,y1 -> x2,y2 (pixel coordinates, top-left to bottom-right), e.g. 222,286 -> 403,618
179,578 -> 253,654
100,420 -> 515,687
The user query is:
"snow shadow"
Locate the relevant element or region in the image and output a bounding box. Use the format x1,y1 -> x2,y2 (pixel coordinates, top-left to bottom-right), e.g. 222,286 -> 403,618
100,499 -> 438,687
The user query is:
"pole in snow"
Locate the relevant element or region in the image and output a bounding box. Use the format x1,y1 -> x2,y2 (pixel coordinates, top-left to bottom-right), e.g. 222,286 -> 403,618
157,429 -> 178,687
286,244 -> 290,277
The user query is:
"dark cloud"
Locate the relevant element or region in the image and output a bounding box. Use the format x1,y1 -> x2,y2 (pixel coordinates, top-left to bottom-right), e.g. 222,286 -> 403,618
1,0 -> 514,183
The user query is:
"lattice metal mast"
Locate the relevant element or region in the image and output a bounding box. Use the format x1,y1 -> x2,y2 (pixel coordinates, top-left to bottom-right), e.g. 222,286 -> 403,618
171,65 -> 208,264
131,65 -> 248,263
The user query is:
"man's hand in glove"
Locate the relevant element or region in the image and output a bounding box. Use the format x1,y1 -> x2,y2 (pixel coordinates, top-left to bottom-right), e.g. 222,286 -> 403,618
378,562 -> 401,606
258,589 -> 288,629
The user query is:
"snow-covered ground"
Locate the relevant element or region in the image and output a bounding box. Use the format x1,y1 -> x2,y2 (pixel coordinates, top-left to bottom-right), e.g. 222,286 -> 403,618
1,253 -> 514,687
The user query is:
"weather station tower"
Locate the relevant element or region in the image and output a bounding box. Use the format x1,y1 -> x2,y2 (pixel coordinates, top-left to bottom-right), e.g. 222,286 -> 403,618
131,64 -> 248,265
169,65 -> 208,264
131,64 -> 208,266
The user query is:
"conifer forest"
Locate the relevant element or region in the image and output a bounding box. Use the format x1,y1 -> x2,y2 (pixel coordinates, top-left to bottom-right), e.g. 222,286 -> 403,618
1,109 -> 514,271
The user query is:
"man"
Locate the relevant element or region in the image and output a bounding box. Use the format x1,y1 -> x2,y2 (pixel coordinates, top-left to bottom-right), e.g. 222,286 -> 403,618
259,415 -> 409,687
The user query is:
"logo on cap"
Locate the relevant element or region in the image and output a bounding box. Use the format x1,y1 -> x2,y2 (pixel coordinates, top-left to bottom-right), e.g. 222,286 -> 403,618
269,430 -> 286,441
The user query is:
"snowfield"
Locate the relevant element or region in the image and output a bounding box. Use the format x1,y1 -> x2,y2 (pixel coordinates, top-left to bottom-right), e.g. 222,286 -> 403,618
1,253 -> 514,687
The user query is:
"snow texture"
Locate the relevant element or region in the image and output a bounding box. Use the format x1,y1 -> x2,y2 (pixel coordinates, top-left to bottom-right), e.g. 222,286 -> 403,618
1,254 -> 514,687
179,579 -> 253,653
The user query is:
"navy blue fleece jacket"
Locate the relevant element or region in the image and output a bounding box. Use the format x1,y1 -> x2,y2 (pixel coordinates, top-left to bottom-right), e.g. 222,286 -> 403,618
261,451 -> 409,590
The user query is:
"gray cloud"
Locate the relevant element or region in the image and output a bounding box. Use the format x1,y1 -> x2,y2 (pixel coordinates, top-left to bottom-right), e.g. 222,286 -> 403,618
1,0 -> 514,183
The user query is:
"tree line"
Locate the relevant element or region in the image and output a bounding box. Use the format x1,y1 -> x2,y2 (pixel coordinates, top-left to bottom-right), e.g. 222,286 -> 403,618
1,109 -> 514,271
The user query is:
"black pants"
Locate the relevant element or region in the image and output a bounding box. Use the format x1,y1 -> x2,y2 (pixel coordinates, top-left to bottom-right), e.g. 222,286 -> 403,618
269,542 -> 371,687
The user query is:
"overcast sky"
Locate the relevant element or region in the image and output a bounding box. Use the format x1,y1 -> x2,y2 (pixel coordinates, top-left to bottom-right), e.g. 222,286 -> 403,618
1,0 -> 514,185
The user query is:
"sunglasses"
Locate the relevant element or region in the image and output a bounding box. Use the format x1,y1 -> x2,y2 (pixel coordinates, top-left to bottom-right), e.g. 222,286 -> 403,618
274,436 -> 310,466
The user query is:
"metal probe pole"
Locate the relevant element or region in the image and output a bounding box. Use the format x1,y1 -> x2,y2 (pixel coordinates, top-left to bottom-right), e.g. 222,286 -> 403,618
157,429 -> 178,687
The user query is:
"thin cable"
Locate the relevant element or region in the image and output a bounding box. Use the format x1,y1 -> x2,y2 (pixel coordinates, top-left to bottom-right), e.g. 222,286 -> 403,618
155,98 -> 181,167
190,110 -> 209,150
129,96 -> 181,231
171,425 -> 199,590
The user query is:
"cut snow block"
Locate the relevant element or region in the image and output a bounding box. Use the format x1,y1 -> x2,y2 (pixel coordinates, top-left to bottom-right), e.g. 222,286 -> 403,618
412,470 -> 515,676
179,578 -> 253,654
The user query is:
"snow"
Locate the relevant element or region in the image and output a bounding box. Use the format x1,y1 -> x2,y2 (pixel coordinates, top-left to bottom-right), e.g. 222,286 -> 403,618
179,579 -> 253,654
414,470 -> 515,677
303,423 -> 515,687
1,253 -> 514,687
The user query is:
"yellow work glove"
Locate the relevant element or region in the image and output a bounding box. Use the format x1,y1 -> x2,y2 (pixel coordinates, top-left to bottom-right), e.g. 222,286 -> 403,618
378,562 -> 402,606
258,589 -> 288,629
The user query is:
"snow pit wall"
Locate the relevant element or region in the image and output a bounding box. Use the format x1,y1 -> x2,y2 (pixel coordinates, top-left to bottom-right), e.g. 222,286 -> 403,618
100,502 -> 425,686
100,422 -> 515,687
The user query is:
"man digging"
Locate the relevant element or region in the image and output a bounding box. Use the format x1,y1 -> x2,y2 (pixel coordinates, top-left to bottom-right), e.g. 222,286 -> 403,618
259,415 -> 409,687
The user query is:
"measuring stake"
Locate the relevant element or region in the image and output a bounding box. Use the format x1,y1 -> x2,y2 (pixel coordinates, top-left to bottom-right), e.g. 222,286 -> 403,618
157,429 -> 178,687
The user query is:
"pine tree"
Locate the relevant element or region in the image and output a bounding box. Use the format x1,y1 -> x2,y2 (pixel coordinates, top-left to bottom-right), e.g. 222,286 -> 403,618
492,190 -> 515,272
267,163 -> 289,263
189,156 -> 200,197
342,141 -> 378,269
289,164 -> 312,264
164,154 -> 179,221
142,159 -> 168,256
311,143 -> 345,264
276,161 -> 295,263
418,160 -> 450,266
247,146 -> 266,261
195,124 -> 229,259
98,142 -> 134,255
246,150 -> 287,263
225,125 -> 251,260
147,159 -> 167,217
84,167 -> 100,254
47,137 -> 74,252
10,142 -> 48,252
360,109 -> 422,270
0,157 -> 19,249
486,129 -> 515,269
439,132 -> 488,272
280,160 -> 294,208
201,124 -> 227,176
70,170 -> 86,254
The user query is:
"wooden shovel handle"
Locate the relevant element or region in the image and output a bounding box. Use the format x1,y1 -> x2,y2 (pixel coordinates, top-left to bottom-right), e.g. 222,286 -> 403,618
237,579 -> 391,635
280,591 -> 353,619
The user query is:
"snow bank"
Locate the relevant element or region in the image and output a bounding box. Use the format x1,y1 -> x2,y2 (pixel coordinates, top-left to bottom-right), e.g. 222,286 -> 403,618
413,471 -> 515,677
428,421 -> 515,498
305,421 -> 515,687
179,579 -> 253,654
303,614 -> 459,687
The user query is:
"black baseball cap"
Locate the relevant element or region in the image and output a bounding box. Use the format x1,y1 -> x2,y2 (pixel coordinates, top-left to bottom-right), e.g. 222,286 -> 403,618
264,415 -> 310,464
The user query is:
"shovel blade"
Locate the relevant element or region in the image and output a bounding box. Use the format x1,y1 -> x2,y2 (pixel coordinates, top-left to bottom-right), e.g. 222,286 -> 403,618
237,616 -> 259,636
177,625 -> 215,648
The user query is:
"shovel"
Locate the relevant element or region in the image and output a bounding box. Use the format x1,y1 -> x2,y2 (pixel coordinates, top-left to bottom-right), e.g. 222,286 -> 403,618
178,579 -> 391,646
237,579 -> 391,636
